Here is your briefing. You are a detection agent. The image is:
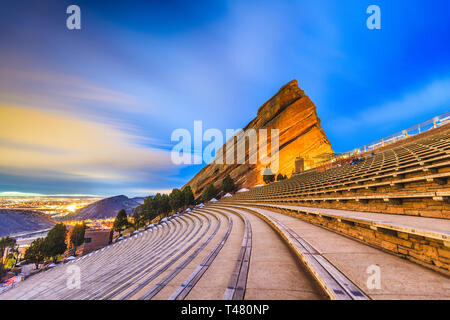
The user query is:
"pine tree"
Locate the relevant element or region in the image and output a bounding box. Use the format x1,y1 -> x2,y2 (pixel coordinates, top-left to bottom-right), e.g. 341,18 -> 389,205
169,188 -> 184,212
183,186 -> 195,206
132,208 -> 146,230
24,238 -> 46,269
222,175 -> 235,193
263,168 -> 276,184
113,209 -> 129,236
161,194 -> 171,217
142,196 -> 157,224
70,223 -> 86,253
202,184 -> 217,202
43,223 -> 67,262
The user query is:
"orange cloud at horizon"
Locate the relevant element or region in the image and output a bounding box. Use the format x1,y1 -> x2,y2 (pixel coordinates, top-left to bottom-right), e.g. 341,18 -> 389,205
0,103 -> 175,183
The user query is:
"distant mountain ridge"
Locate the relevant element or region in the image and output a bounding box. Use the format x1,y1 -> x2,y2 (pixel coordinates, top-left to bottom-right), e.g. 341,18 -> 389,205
131,197 -> 146,204
0,209 -> 56,237
70,195 -> 141,220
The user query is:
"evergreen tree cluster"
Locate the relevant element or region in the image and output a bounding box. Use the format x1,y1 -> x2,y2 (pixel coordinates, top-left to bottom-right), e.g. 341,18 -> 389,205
126,176 -> 239,231
130,186 -> 196,230
263,174 -> 275,184
70,222 -> 86,251
201,184 -> 218,202
113,209 -> 130,235
222,174 -> 235,193
24,222 -> 68,268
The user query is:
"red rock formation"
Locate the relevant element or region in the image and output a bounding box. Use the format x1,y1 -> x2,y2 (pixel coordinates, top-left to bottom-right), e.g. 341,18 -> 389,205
185,80 -> 333,197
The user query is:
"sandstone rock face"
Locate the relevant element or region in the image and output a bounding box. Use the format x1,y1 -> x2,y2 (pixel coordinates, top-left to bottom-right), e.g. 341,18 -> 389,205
185,80 -> 333,197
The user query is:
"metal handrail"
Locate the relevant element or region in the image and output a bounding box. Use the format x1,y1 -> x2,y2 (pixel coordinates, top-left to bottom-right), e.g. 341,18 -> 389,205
315,111 -> 450,167
352,111 -> 450,154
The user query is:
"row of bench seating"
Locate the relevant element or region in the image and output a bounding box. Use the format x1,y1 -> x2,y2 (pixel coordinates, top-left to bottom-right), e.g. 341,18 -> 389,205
169,209 -> 233,300
228,129 -> 450,218
0,212 -> 216,300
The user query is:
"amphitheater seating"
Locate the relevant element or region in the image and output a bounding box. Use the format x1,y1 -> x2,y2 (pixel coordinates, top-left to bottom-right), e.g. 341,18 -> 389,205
228,129 -> 450,219
1,202 -> 449,300
221,128 -> 450,276
1,129 -> 449,300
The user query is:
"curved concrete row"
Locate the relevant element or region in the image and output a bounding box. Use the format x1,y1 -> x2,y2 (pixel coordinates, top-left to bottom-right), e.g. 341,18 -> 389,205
215,204 -> 368,300
213,203 -> 450,299
218,206 -> 325,300
0,213 -> 202,299
109,212 -> 213,300
136,210 -> 222,300
2,218 -> 172,299
222,207 -> 252,300
2,201 -> 447,300
168,209 -> 233,300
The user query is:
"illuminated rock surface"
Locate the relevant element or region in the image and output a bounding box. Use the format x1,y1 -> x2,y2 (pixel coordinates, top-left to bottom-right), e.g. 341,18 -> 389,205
186,80 -> 333,197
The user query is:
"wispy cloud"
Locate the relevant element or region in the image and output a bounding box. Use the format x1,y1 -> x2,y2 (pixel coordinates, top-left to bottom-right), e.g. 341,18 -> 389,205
0,69 -> 151,116
0,104 -> 178,185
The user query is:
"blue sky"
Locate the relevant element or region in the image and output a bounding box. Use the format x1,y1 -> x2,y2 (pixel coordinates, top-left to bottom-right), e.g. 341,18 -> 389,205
0,0 -> 449,197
